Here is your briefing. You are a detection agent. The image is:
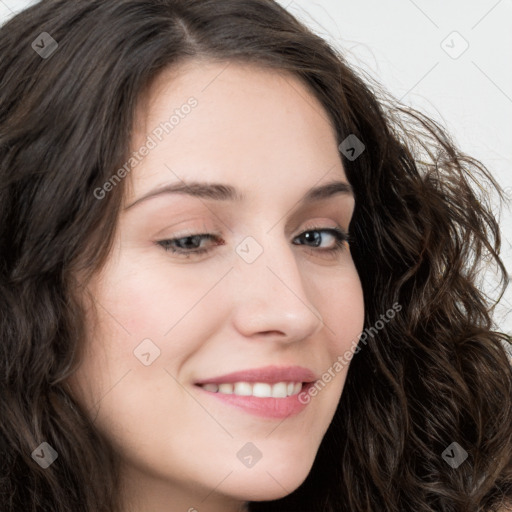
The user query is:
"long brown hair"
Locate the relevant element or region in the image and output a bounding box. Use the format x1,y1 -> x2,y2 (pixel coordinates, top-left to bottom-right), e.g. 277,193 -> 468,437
1,1 -> 511,510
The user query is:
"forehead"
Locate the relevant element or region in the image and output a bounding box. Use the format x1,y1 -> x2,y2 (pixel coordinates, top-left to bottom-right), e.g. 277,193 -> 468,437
126,59 -> 347,204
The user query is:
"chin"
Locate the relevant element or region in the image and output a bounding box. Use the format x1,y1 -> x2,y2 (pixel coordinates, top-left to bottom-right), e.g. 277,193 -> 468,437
220,459 -> 314,502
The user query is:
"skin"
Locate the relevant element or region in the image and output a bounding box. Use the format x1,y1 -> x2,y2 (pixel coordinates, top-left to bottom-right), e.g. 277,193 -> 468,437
68,60 -> 365,512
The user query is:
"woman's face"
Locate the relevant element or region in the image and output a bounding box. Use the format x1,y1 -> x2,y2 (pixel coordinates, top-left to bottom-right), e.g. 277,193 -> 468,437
69,60 -> 365,512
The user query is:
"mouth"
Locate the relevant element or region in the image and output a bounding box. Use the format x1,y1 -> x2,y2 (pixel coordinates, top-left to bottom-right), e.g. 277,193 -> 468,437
193,365 -> 317,419
197,381 -> 304,397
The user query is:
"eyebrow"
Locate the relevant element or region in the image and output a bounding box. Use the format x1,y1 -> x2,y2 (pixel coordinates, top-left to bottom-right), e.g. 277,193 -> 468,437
124,179 -> 354,210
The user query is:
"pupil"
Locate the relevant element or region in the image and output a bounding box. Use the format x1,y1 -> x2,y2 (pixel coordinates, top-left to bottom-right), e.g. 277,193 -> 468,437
305,231 -> 321,247
182,236 -> 200,248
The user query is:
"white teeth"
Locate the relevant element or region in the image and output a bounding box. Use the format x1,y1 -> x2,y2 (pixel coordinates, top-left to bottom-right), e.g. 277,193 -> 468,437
271,382 -> 288,398
200,381 -> 303,398
252,382 -> 272,397
233,382 -> 252,396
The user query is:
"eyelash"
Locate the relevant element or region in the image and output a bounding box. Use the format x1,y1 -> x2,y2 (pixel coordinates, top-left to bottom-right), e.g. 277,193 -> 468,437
156,226 -> 350,259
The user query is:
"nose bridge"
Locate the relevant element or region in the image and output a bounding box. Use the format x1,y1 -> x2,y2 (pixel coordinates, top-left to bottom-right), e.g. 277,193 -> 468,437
229,229 -> 324,339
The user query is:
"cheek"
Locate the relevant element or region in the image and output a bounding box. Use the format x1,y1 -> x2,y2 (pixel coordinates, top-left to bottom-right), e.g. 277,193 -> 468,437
88,257 -> 212,341
320,263 -> 365,355
70,256 -> 229,410
312,262 -> 365,406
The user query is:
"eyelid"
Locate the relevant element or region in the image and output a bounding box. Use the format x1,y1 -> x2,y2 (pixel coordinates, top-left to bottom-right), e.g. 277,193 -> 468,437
155,221 -> 348,243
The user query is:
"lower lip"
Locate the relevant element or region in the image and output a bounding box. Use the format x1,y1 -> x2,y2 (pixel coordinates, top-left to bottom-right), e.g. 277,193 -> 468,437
196,382 -> 314,419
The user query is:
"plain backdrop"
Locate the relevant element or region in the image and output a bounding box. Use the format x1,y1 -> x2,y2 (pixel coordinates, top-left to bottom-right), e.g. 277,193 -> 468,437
1,0 -> 511,334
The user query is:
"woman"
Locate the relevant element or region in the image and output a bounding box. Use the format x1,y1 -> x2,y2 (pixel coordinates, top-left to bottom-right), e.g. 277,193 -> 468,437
0,1 -> 511,511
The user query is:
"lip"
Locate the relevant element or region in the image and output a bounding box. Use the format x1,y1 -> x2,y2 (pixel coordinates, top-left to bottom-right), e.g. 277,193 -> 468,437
194,365 -> 318,385
194,365 -> 318,419
197,382 -> 316,419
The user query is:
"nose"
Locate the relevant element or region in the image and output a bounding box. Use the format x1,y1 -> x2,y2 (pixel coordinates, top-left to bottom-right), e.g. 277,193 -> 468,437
229,233 -> 324,344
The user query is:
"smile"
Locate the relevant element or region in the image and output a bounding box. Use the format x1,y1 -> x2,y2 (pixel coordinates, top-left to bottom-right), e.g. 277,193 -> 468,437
198,381 -> 303,398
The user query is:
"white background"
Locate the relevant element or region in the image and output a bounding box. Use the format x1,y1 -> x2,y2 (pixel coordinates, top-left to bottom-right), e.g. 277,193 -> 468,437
2,0 -> 511,334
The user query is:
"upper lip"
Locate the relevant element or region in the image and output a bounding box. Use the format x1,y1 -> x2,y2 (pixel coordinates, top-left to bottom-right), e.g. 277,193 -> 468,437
195,365 -> 318,385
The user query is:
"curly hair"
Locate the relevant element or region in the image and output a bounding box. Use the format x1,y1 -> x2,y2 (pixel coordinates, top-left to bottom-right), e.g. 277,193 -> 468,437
0,0 -> 511,511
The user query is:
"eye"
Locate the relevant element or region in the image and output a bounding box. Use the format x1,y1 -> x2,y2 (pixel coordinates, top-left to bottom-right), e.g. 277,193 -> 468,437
293,226 -> 349,254
155,226 -> 350,259
156,233 -> 222,257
